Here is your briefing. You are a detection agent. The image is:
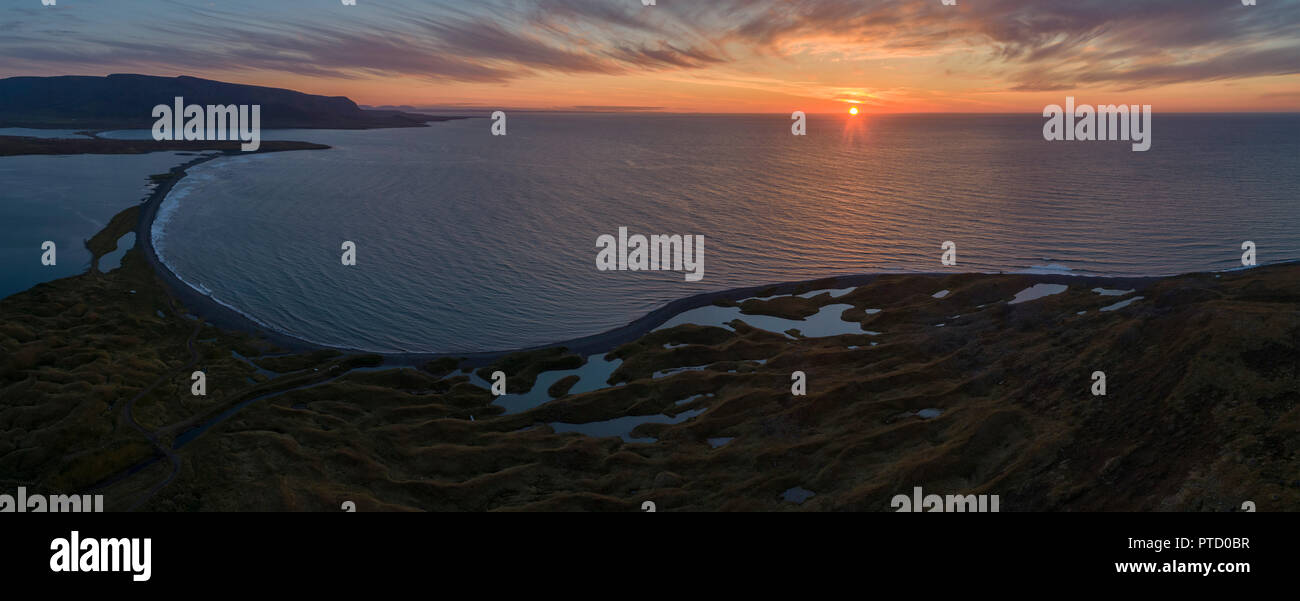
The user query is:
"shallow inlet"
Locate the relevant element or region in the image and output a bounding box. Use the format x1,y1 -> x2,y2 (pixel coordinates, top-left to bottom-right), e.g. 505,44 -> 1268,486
490,354 -> 625,415
550,408 -> 707,444
444,289 -> 869,434
654,303 -> 863,338
0,150 -> 192,299
1009,283 -> 1068,304
782,487 -> 816,504
98,232 -> 136,272
1100,296 -> 1145,312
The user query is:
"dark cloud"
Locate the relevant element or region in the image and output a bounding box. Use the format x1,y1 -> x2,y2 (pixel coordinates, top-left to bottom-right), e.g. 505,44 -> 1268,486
1,0 -> 1296,91
679,0 -> 1300,89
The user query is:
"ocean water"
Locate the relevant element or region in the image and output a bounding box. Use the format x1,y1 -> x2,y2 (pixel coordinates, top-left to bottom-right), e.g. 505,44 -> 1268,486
0,152 -> 192,298
149,114 -> 1300,353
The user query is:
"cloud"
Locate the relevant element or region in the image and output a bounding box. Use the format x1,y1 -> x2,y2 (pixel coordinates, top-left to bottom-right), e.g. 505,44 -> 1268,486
0,0 -> 1296,94
665,0 -> 1300,89
0,0 -> 723,84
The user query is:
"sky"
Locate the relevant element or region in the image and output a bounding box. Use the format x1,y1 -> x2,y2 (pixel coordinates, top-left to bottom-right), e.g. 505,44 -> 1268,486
2,0 -> 1299,113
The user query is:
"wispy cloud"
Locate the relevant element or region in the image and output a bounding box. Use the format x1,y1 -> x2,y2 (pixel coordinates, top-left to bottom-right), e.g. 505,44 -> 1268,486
1,0 -> 1296,110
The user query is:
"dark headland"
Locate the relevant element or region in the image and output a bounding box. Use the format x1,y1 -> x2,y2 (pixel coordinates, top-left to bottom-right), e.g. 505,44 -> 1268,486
0,74 -> 470,157
0,136 -> 330,156
0,74 -> 456,130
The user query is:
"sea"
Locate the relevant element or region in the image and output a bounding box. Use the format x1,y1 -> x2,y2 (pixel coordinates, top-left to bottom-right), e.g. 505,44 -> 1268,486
4,113 -> 1297,352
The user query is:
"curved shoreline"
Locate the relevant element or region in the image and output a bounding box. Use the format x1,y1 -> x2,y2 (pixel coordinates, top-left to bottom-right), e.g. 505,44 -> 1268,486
135,151 -> 1190,368
136,151 -> 332,353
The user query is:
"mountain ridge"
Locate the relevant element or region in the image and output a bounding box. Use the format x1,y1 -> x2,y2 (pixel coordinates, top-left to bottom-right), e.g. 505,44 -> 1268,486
0,74 -> 451,129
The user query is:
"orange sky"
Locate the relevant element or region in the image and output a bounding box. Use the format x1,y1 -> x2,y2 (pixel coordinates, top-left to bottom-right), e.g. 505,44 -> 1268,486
5,0 -> 1299,113
266,65 -> 1300,114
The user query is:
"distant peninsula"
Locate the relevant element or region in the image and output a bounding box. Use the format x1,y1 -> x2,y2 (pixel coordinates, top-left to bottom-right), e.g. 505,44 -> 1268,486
0,136 -> 330,157
0,74 -> 462,130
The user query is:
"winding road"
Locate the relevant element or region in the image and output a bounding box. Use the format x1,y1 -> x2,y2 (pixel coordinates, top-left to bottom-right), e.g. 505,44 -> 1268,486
119,295 -> 198,511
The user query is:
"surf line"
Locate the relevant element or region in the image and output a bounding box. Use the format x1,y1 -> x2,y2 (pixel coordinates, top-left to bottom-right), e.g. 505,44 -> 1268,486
596,227 -> 704,282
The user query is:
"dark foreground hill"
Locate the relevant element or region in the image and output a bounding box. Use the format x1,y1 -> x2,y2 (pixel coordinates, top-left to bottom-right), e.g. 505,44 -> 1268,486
0,74 -> 450,130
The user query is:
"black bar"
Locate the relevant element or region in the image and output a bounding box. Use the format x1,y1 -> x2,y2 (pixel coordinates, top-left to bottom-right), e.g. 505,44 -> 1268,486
2,512 -> 1283,591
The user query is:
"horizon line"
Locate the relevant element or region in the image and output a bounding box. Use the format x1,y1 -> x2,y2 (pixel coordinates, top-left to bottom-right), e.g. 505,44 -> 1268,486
390,109 -> 1300,116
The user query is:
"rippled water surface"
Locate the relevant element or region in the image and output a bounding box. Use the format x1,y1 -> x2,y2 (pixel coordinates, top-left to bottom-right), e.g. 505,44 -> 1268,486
149,114 -> 1300,352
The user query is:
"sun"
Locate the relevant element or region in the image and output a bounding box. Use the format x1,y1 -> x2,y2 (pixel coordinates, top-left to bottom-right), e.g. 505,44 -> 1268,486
848,106 -> 859,115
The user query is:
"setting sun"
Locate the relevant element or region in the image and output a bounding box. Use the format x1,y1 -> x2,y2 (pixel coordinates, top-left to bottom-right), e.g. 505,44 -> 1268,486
848,106 -> 859,115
